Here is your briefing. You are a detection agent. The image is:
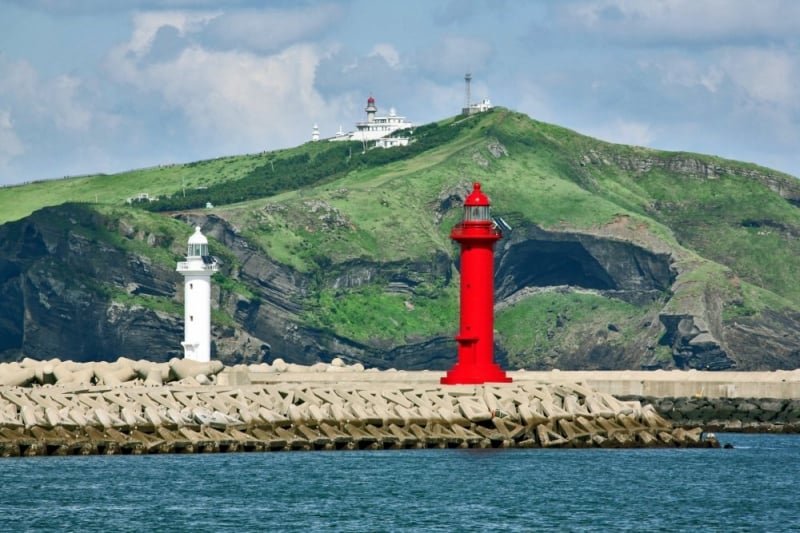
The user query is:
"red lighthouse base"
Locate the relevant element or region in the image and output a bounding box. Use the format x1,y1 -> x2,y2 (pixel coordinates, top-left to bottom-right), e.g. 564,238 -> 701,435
440,336 -> 512,385
440,364 -> 511,385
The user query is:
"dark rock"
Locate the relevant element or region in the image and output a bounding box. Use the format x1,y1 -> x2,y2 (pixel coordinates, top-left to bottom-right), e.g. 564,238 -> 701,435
1,200 -> 799,370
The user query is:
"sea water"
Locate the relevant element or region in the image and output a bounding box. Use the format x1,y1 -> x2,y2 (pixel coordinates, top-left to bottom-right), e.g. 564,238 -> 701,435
0,433 -> 797,532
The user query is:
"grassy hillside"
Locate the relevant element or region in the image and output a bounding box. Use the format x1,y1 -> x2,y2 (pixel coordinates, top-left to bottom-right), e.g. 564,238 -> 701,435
2,107 -> 798,368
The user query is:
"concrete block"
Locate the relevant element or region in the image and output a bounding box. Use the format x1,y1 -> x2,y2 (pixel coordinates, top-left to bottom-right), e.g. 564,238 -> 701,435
20,405 -> 39,428
517,401 -> 549,427
144,406 -> 163,427
44,406 -> 62,428
558,419 -> 590,441
364,424 -> 399,447
288,403 -> 309,424
536,422 -> 568,447
438,406 -> 469,427
493,417 -> 526,440
637,431 -> 657,445
169,358 -> 224,381
381,389 -> 414,409
318,422 -> 350,444
457,397 -> 491,422
70,369 -> 95,386
539,398 -> 572,421
94,409 -> 114,428
563,394 -> 591,417
257,407 -> 290,427
117,407 -> 138,428
0,367 -> 35,387
387,424 -> 418,447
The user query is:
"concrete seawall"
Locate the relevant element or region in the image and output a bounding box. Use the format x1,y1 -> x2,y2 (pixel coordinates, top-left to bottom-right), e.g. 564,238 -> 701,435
504,370 -> 800,399
0,359 -> 725,456
240,368 -> 800,398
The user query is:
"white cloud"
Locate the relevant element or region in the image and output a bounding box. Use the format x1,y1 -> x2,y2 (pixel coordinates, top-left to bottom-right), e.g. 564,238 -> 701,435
582,118 -> 654,147
638,54 -> 724,94
368,44 -> 401,69
200,5 -> 344,53
126,10 -> 219,57
0,110 -> 26,171
108,32 -> 339,152
641,46 -> 799,109
50,76 -> 93,131
0,57 -> 95,132
514,80 -> 558,124
416,35 -> 494,79
558,0 -> 800,44
0,58 -> 39,104
719,47 -> 798,108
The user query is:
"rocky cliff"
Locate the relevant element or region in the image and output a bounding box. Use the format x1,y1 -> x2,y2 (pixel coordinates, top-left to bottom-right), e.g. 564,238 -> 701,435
1,199 -> 798,371
1,110 -> 798,371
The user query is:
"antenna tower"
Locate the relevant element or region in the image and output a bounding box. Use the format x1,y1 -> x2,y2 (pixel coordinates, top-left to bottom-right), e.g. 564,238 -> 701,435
465,72 -> 472,109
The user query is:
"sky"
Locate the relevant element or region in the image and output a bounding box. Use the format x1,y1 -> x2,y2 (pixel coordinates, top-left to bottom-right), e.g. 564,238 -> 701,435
1,0 -> 799,187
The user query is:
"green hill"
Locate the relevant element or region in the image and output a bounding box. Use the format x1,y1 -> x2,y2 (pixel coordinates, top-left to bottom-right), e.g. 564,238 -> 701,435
1,108 -> 798,370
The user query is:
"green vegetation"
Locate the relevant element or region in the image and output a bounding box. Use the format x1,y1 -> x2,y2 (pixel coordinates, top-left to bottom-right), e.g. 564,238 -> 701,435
305,283 -> 459,344
106,288 -> 236,327
496,291 -> 646,369
213,273 -> 258,302
105,290 -> 182,316
635,170 -> 800,301
138,113 -> 490,213
1,106 -> 798,366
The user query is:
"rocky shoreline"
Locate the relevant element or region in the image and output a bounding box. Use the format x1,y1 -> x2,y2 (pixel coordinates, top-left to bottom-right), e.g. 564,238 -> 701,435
0,358 -> 719,456
627,396 -> 800,434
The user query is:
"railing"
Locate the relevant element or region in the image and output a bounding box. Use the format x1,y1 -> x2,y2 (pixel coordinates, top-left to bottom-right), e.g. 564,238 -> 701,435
177,262 -> 218,272
450,222 -> 502,238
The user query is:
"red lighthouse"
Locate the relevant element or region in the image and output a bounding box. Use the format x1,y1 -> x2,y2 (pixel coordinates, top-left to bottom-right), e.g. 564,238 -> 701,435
441,182 -> 511,385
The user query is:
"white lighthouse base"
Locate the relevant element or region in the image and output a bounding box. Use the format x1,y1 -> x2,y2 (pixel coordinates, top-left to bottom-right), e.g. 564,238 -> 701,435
181,342 -> 209,363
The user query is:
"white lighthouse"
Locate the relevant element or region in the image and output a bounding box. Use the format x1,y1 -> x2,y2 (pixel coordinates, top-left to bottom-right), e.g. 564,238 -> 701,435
176,226 -> 218,362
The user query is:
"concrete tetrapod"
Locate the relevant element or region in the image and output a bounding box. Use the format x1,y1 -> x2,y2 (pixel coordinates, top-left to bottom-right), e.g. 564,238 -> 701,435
0,363 -> 722,456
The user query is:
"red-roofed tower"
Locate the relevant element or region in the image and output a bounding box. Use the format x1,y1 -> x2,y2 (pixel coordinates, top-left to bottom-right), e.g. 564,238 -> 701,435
441,182 -> 511,385
365,95 -> 377,123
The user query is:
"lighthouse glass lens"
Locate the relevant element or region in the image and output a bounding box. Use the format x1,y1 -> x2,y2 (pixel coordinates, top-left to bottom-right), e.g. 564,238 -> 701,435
465,206 -> 490,221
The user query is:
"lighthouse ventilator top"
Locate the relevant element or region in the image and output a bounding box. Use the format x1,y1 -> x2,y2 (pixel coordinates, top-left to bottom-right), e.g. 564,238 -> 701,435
441,182 -> 512,384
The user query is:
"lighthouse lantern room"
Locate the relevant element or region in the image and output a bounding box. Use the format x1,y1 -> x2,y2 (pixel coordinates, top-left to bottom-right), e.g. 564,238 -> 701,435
441,182 -> 511,385
176,226 -> 218,362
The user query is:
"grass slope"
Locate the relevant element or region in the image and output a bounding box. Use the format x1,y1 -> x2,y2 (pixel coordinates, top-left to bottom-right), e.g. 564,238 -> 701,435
2,108 -> 798,367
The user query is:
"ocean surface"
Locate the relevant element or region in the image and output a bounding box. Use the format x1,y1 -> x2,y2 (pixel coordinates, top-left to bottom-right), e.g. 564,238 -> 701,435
1,433 -> 797,532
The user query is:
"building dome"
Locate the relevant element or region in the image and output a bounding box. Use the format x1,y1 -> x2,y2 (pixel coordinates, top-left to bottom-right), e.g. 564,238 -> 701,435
367,96 -> 375,104
187,226 -> 209,257
188,226 -> 207,244
464,182 -> 490,207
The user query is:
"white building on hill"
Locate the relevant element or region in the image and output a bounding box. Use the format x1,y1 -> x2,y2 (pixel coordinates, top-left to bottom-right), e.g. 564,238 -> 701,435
326,96 -> 412,147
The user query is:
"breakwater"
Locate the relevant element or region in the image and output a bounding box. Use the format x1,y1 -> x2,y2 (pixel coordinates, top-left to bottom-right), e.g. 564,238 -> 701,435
625,396 -> 800,433
500,369 -> 800,433
0,358 -> 716,456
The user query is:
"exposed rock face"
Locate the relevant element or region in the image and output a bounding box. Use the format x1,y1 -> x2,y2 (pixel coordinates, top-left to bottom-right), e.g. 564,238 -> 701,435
722,310 -> 800,370
0,203 -> 799,370
496,224 -> 675,305
0,206 -> 184,363
658,314 -> 734,370
585,149 -> 800,206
